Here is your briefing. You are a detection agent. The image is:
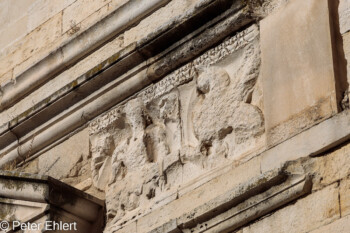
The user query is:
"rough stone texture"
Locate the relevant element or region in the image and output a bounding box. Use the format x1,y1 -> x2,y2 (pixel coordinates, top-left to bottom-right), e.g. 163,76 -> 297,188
339,0 -> 350,34
251,0 -> 289,18
340,177 -> 350,216
261,0 -> 339,146
1,0 -> 350,232
343,32 -> 350,89
88,25 -> 265,229
19,128 -> 105,199
240,184 -> 340,233
261,110 -> 350,174
0,69 -> 13,87
75,178 -> 93,191
112,143 -> 350,233
27,0 -> 75,32
309,215 -> 350,233
21,129 -> 90,180
307,143 -> 350,191
278,142 -> 350,193
62,0 -> 110,34
0,171 -> 105,233
134,157 -> 262,233
181,172 -> 311,233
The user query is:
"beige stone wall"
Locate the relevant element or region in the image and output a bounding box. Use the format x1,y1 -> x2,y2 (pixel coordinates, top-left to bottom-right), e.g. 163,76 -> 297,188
1,0 -> 350,232
0,0 -> 129,84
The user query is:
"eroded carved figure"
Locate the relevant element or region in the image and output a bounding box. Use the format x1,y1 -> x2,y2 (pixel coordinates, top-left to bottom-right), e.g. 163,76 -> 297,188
88,25 -> 265,230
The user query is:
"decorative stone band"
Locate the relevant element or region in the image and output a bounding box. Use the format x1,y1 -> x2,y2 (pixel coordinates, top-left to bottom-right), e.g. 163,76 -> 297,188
184,174 -> 311,233
100,110 -> 350,232
90,26 -> 258,134
0,171 -> 105,233
0,0 -> 171,112
110,166 -> 312,233
0,1 -> 254,168
0,0 -> 245,138
140,26 -> 258,104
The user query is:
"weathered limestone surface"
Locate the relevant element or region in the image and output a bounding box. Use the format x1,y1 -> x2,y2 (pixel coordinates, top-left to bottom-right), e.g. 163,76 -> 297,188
0,34 -> 124,127
340,177 -> 350,216
19,128 -> 103,199
35,129 -> 89,179
107,138 -> 350,233
310,215 -> 350,233
62,0 -> 113,34
124,0 -> 196,46
87,24 -> 265,229
0,171 -> 105,233
261,110 -> 350,173
241,184 -> 340,233
340,0 -> 350,34
0,12 -> 63,79
261,0 -> 340,146
343,32 -> 350,90
0,0 -> 143,85
0,0 -> 74,53
0,70 -> 12,87
1,0 -> 350,232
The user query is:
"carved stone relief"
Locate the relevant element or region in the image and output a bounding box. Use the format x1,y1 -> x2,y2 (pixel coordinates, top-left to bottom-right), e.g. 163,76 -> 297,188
88,24 -> 265,229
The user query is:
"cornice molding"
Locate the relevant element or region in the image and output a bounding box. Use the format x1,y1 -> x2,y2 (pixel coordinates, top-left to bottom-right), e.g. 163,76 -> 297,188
0,0 -> 254,168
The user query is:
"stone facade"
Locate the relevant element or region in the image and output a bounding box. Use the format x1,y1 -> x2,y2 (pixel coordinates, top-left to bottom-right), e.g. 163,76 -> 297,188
0,0 -> 350,232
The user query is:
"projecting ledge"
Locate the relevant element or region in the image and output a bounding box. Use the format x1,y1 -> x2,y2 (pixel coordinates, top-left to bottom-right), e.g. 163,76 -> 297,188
0,171 -> 105,233
113,166 -> 312,233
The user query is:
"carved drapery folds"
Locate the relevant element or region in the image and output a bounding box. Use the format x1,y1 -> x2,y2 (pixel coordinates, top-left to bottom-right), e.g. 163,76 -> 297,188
89,24 -> 265,227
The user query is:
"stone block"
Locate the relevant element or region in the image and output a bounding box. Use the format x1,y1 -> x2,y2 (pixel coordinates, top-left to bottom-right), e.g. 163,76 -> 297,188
241,184 -> 340,233
62,0 -> 109,34
12,36 -> 67,81
76,4 -> 109,36
75,178 -> 93,191
310,143 -> 350,190
261,110 -> 350,174
110,221 -> 137,233
343,32 -> 350,86
38,128 -> 89,179
0,12 -> 62,78
179,156 -> 261,198
0,0 -> 36,29
27,0 -> 75,33
0,69 -> 13,86
108,0 -> 129,12
339,0 -> 350,34
22,159 -> 39,174
0,15 -> 28,53
0,33 -> 124,128
309,215 -> 350,233
261,0 -> 341,146
340,177 -> 350,216
124,0 -> 197,46
137,157 -> 261,232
